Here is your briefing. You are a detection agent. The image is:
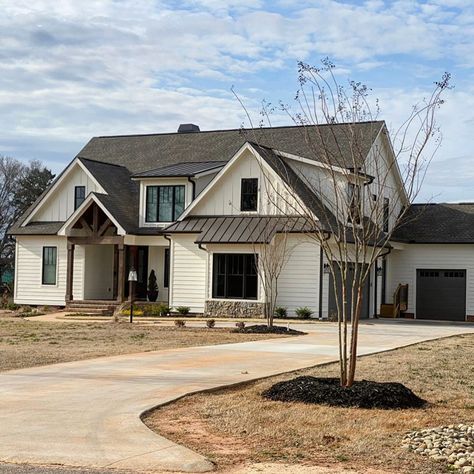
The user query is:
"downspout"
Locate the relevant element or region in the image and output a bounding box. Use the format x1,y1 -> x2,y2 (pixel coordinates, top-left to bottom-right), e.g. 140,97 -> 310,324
318,230 -> 331,320
163,234 -> 172,308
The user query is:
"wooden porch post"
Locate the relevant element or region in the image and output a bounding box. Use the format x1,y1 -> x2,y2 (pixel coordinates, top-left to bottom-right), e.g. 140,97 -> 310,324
116,244 -> 125,303
66,241 -> 75,302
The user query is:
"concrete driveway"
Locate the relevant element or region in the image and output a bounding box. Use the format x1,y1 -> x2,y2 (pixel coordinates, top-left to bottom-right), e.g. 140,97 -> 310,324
0,321 -> 473,473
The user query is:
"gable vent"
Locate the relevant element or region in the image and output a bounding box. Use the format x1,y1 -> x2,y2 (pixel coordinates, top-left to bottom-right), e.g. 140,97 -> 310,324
177,123 -> 200,133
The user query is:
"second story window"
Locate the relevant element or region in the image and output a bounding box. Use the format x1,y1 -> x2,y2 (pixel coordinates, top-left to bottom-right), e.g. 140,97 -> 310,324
146,185 -> 185,223
383,197 -> 389,232
241,178 -> 258,212
74,186 -> 86,210
348,183 -> 361,224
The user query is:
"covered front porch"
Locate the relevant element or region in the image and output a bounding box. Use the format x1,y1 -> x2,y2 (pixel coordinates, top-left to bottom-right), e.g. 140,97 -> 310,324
60,200 -> 169,305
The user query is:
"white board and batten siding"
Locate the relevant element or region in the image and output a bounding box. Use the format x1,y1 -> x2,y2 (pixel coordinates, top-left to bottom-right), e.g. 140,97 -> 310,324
190,148 -> 304,217
169,234 -> 207,313
15,235 -> 84,306
34,165 -> 102,222
388,244 -> 474,316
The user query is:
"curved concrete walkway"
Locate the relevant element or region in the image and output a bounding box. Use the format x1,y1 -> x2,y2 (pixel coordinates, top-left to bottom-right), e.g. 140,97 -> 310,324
0,321 -> 473,473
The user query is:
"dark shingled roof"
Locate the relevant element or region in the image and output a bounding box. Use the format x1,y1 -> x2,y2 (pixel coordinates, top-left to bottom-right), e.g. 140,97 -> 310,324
10,222 -> 64,235
78,121 -> 384,174
77,158 -> 139,234
393,203 -> 474,243
165,216 -> 319,244
132,161 -> 226,178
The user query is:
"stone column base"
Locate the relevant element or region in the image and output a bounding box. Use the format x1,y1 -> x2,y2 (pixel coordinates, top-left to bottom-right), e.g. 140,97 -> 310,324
205,300 -> 265,318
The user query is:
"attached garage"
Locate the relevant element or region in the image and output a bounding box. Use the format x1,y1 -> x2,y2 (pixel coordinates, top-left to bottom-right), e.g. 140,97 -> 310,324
328,263 -> 370,320
416,269 -> 466,321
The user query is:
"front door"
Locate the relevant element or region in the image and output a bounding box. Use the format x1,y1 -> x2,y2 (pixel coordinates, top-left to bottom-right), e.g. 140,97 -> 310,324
124,246 -> 149,300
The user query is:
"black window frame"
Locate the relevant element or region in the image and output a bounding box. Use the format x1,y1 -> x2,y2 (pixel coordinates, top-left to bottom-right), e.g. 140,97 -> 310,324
42,246 -> 57,285
145,185 -> 185,223
212,253 -> 258,300
164,248 -> 170,288
240,178 -> 258,212
348,182 -> 361,224
383,197 -> 389,232
74,186 -> 86,210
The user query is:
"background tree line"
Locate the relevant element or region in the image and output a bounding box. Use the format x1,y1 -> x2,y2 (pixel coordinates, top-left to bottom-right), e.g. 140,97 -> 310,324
0,156 -> 54,286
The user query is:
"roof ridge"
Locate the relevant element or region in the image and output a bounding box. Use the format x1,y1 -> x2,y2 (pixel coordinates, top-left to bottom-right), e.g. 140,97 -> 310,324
77,156 -> 131,170
90,120 -> 385,140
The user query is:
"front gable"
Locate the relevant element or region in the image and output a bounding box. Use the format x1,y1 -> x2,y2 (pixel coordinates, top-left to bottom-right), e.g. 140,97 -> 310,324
23,159 -> 105,225
181,143 -> 308,219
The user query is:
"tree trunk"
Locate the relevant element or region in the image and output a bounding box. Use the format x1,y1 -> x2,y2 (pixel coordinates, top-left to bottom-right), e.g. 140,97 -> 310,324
346,286 -> 363,387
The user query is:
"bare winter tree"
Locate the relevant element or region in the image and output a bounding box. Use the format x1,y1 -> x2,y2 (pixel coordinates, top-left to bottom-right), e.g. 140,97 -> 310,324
251,221 -> 295,327
236,60 -> 451,387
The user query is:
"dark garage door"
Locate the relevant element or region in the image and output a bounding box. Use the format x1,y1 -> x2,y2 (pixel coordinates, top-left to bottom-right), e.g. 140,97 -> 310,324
328,263 -> 370,320
416,269 -> 466,321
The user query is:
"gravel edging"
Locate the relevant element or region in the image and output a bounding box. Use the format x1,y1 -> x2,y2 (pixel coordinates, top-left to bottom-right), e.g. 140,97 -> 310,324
402,424 -> 474,472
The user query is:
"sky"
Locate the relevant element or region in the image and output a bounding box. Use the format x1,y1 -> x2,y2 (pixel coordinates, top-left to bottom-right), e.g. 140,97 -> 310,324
1,0 -> 474,202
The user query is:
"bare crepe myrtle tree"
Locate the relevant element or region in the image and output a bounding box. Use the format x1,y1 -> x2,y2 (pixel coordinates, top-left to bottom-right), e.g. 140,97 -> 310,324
252,226 -> 295,328
235,60 -> 451,387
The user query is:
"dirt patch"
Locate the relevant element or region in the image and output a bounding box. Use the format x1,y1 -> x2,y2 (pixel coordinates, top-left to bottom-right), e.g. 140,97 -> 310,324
144,333 -> 474,473
0,317 -> 284,371
233,324 -> 306,335
262,376 -> 426,409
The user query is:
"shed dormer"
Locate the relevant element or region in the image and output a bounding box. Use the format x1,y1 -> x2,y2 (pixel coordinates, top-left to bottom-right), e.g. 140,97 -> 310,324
132,161 -> 226,227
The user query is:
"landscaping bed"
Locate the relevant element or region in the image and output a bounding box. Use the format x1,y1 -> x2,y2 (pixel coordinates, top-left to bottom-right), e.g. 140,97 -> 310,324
0,317 -> 284,371
144,333 -> 474,474
233,324 -> 306,335
263,376 -> 426,409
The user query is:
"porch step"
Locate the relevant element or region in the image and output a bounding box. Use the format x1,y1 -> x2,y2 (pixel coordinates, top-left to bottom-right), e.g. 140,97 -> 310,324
66,300 -> 120,316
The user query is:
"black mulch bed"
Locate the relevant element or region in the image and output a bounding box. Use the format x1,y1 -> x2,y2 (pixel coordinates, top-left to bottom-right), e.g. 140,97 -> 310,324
262,376 -> 427,409
232,325 -> 306,335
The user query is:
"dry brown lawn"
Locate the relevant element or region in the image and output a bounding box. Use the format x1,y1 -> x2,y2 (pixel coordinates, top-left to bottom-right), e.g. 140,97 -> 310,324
144,333 -> 474,474
0,316 -> 283,372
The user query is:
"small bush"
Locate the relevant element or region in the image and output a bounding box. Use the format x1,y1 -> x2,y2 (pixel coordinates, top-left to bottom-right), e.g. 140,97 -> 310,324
274,306 -> 287,318
6,302 -> 19,311
174,319 -> 186,328
235,321 -> 245,330
175,306 -> 190,316
157,304 -> 171,316
206,319 -> 216,328
295,306 -> 314,319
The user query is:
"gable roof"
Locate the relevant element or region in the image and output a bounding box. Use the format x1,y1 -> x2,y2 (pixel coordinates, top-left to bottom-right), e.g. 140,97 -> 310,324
78,121 -> 385,174
393,203 -> 474,243
132,161 -> 226,178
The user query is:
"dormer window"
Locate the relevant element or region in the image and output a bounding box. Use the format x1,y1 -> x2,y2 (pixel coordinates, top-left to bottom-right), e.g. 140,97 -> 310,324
146,185 -> 185,223
241,178 -> 258,212
74,186 -> 86,210
348,182 -> 361,224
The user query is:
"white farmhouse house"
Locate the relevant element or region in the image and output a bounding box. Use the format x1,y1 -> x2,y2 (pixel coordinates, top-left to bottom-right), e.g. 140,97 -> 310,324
9,122 -> 474,322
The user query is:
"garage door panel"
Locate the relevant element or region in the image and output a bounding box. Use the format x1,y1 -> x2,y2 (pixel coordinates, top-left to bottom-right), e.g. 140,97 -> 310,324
416,269 -> 466,321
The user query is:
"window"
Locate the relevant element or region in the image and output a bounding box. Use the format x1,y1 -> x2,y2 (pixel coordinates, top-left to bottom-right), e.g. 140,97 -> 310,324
212,254 -> 258,299
164,248 -> 170,288
42,247 -> 57,285
348,183 -> 361,224
146,185 -> 185,222
74,186 -> 86,210
383,197 -> 389,232
240,178 -> 258,212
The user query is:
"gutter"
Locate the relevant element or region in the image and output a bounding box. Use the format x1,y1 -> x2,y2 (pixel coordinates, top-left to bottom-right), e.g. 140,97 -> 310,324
188,177 -> 196,200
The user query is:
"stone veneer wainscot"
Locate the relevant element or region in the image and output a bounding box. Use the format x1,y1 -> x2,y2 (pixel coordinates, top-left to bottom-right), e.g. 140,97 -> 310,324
205,300 -> 265,318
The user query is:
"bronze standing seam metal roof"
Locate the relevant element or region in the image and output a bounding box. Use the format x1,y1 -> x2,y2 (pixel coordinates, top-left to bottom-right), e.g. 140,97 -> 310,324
164,216 -> 319,244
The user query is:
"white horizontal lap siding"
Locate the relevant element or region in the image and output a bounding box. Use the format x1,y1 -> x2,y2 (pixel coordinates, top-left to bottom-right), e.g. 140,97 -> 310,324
277,236 -> 320,317
170,235 -> 206,313
388,244 -> 474,316
72,245 -> 85,301
15,236 -> 68,306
